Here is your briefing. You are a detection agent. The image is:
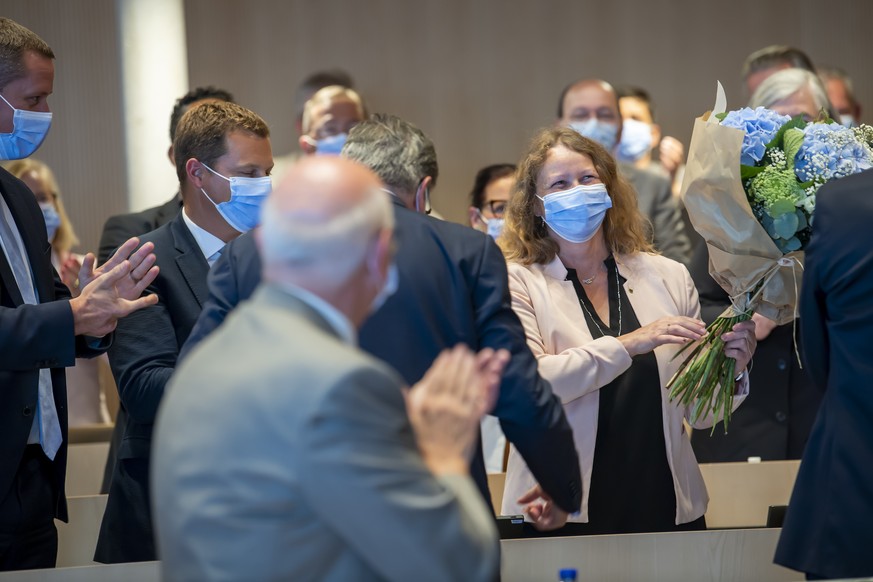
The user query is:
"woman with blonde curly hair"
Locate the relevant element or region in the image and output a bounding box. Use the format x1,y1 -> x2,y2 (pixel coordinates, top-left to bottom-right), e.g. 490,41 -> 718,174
499,127 -> 757,535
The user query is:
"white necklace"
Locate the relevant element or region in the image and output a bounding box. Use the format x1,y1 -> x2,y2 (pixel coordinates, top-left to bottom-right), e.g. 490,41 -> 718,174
578,264 -> 622,337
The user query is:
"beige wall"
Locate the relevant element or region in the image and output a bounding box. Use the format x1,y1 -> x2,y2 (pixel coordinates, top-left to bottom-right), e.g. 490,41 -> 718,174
2,0 -> 872,251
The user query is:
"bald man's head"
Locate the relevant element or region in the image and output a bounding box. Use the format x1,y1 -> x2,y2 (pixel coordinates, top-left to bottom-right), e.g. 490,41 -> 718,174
258,157 -> 394,313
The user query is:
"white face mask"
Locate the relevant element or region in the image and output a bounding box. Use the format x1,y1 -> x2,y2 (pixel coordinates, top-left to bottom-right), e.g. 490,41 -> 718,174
0,93 -> 52,160
370,263 -> 399,314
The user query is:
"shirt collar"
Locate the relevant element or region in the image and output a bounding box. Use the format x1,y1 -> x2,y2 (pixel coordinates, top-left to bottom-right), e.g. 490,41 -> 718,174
182,208 -> 226,265
274,281 -> 357,346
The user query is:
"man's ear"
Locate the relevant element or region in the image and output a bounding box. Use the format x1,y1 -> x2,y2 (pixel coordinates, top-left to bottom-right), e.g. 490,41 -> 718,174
186,158 -> 206,189
299,135 -> 317,155
414,176 -> 433,214
469,206 -> 485,230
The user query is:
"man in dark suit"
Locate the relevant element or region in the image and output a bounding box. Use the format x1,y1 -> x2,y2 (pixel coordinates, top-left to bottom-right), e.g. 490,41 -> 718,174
96,86 -> 234,495
0,17 -> 159,571
182,114 -> 582,524
97,86 -> 235,264
95,101 -> 273,563
774,169 -> 873,579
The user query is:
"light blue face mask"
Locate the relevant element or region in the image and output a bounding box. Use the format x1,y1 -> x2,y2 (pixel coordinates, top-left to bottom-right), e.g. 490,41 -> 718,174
313,132 -> 347,156
475,209 -> 504,240
40,203 -> 60,241
616,118 -> 653,163
538,183 -> 612,243
0,93 -> 52,160
568,119 -> 619,152
199,162 -> 272,233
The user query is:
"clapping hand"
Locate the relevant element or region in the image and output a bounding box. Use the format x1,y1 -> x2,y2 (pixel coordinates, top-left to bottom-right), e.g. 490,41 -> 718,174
407,345 -> 510,476
79,237 -> 158,300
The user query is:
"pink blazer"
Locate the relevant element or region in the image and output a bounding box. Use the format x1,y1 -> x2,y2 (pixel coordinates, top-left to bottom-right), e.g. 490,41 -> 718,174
501,252 -> 749,524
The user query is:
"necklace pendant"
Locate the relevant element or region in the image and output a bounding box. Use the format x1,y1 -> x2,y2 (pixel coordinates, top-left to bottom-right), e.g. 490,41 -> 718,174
581,275 -> 596,285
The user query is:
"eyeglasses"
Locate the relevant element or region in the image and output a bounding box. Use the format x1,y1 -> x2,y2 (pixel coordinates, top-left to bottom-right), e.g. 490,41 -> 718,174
482,200 -> 507,218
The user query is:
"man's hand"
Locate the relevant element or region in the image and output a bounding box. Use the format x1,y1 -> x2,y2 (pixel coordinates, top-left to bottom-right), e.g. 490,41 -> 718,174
406,345 -> 510,476
751,312 -> 778,341
70,260 -> 160,337
659,136 -> 685,177
517,484 -> 568,531
79,236 -> 158,300
60,254 -> 82,297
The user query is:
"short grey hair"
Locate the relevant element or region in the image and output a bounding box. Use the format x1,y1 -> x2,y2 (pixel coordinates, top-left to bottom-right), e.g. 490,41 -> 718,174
341,113 -> 439,196
259,184 -> 394,289
749,68 -> 831,113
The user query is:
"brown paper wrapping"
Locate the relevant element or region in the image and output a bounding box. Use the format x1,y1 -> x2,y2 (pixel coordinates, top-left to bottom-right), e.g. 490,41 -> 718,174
680,115 -> 802,325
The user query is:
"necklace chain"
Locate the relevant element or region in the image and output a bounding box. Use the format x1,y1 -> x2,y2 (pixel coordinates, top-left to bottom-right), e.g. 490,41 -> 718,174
578,264 -> 622,337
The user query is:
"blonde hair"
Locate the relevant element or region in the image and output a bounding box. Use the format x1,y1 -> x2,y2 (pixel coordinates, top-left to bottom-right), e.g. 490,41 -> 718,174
500,126 -> 653,265
301,85 -> 365,135
4,158 -> 79,253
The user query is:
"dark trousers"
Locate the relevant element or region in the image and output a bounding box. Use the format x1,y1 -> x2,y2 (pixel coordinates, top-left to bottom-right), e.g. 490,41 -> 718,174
0,445 -> 58,571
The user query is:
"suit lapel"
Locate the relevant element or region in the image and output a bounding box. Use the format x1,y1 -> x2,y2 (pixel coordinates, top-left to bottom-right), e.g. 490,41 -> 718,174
0,171 -> 53,305
169,216 -> 210,307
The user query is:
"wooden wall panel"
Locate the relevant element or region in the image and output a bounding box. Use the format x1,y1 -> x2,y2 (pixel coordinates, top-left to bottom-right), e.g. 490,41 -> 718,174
2,0 -> 870,247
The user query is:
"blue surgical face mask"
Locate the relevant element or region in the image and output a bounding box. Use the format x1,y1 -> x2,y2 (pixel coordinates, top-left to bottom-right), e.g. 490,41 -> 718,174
537,183 -> 612,243
0,93 -> 52,160
370,263 -> 399,314
616,118 -> 653,163
40,202 -> 60,241
312,132 -> 347,156
840,114 -> 857,128
475,209 -> 504,240
199,162 -> 272,233
568,119 -> 620,152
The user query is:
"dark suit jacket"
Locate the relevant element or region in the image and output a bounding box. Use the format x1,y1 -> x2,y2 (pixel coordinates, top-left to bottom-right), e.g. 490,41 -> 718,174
687,237 -> 821,461
95,212 -> 210,563
97,195 -> 181,264
620,163 -> 690,264
182,199 -> 583,514
0,168 -> 105,524
98,194 -> 182,494
775,170 -> 873,579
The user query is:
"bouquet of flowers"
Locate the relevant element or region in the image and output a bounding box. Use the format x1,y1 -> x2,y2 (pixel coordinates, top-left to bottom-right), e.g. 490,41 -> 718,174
667,84 -> 873,431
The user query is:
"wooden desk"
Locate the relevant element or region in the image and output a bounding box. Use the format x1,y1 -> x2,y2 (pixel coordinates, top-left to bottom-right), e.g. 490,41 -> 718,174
699,460 -> 799,528
66,442 -> 110,497
55,495 -> 108,568
0,562 -> 158,581
500,527 -> 795,581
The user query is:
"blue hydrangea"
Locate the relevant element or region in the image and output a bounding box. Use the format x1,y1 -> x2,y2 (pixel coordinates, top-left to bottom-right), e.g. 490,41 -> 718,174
721,107 -> 791,166
794,123 -> 873,183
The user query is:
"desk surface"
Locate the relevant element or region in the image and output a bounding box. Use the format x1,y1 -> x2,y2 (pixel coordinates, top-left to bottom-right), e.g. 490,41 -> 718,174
500,527 -> 796,582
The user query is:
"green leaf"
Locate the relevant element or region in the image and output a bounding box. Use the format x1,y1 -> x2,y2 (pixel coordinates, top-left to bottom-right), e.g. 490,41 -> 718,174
741,164 -> 766,180
783,128 -> 805,170
766,115 -> 807,149
772,211 -> 799,239
715,112 -> 728,121
769,198 -> 796,217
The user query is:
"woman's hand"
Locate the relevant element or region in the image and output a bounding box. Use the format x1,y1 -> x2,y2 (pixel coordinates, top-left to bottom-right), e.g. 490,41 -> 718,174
721,319 -> 757,373
617,316 -> 706,357
517,484 -> 568,531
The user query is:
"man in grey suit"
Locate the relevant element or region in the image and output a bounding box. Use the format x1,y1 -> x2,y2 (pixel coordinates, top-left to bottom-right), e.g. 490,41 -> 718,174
557,78 -> 691,263
152,156 -> 506,581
